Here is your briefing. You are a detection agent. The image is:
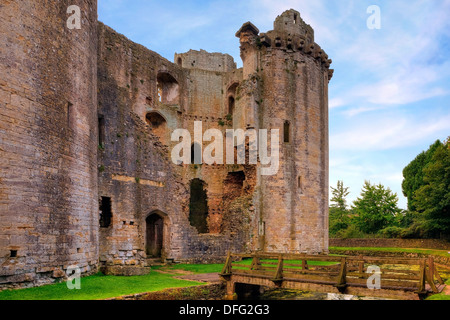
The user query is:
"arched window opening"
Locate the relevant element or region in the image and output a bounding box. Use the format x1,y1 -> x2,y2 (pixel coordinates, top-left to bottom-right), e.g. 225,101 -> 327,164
157,72 -> 179,105
189,179 -> 209,234
177,57 -> 182,67
284,121 -> 290,143
146,112 -> 168,145
228,96 -> 235,115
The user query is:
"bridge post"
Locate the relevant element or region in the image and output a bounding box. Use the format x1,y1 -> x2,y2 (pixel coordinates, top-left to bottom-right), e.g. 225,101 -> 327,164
335,257 -> 348,293
417,259 -> 427,295
224,280 -> 237,300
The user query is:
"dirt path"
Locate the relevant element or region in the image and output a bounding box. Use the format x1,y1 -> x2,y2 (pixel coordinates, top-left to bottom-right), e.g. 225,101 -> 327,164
175,273 -> 221,283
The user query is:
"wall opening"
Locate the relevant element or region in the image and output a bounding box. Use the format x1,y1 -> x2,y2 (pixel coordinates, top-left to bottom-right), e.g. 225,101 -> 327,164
157,72 -> 179,105
228,96 -> 235,115
191,142 -> 202,164
98,115 -> 105,147
146,213 -> 164,258
298,176 -> 303,193
284,121 -> 290,143
294,13 -> 298,24
99,197 -> 112,228
189,179 -> 209,234
10,250 -> 17,258
146,112 -> 168,145
223,171 -> 245,201
177,57 -> 182,67
67,102 -> 73,126
227,83 -> 239,116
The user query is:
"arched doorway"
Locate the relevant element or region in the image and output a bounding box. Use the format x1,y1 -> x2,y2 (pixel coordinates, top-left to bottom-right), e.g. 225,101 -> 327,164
146,213 -> 164,257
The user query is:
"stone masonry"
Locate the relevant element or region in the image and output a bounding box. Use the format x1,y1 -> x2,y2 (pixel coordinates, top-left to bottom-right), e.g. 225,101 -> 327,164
0,2 -> 332,289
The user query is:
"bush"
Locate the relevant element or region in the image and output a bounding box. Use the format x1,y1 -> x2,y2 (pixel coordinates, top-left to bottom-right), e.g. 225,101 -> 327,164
379,226 -> 405,238
334,225 -> 367,239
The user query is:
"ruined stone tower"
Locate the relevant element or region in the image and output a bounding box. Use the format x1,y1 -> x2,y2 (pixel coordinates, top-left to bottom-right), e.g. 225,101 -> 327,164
0,1 -> 99,286
236,10 -> 332,254
0,4 -> 332,289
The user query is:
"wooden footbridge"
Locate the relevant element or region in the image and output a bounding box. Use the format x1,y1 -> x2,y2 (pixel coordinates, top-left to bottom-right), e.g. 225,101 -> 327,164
220,252 -> 447,300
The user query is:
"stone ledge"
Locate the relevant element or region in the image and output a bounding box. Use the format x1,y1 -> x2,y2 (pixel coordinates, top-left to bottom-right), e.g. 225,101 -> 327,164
101,265 -> 151,276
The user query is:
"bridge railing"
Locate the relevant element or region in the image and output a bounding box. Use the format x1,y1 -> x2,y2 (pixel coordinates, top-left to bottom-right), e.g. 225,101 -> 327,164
220,252 -> 445,294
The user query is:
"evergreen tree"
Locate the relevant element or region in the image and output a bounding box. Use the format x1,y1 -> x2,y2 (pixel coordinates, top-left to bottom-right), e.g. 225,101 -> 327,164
353,181 -> 402,234
329,181 -> 351,235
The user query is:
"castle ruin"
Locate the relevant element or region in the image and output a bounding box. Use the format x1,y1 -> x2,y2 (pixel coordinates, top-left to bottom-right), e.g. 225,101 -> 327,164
0,1 -> 333,288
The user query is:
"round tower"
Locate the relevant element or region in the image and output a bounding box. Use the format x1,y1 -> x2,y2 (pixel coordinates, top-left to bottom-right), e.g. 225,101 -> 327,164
0,0 -> 99,287
236,9 -> 333,254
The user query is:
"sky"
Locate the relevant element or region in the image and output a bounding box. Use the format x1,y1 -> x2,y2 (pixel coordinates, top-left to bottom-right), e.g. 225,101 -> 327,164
98,0 -> 450,209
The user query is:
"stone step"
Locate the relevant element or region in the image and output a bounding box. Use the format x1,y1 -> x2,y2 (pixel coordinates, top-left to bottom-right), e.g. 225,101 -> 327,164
145,258 -> 164,266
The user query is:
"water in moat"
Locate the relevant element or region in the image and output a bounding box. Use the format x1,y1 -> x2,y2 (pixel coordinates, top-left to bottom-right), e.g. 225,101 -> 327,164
235,285 -> 390,300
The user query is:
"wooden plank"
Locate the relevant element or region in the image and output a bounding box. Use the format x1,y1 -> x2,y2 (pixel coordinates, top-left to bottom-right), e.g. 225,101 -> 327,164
284,269 -> 339,277
347,256 -> 422,265
417,259 -> 427,293
273,255 -> 284,282
346,272 -> 419,281
220,251 -> 232,276
346,277 -> 419,289
428,256 -> 444,285
336,258 -> 347,287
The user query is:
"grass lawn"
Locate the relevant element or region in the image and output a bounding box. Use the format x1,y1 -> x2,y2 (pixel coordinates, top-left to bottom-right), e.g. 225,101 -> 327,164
329,246 -> 450,258
0,269 -> 204,300
0,258 -> 339,300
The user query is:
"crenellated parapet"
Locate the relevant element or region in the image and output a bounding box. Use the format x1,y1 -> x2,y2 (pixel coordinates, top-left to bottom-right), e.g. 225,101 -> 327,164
236,9 -> 333,80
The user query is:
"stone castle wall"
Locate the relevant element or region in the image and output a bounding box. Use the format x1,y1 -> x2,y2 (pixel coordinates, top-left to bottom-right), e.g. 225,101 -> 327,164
0,4 -> 331,288
0,0 -> 99,288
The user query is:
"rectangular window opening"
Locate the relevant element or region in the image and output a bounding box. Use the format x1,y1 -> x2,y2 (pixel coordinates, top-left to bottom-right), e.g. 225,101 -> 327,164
98,115 -> 105,147
67,102 -> 73,126
10,250 -> 17,258
99,197 -> 112,228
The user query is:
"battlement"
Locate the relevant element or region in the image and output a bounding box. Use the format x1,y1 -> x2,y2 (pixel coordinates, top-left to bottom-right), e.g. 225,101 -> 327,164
273,9 -> 314,42
235,9 -> 333,80
174,49 -> 237,72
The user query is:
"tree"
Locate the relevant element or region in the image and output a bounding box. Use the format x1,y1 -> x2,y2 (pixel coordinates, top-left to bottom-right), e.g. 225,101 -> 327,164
414,138 -> 450,238
402,140 -> 443,212
352,181 -> 402,234
329,181 -> 351,235
331,180 -> 350,211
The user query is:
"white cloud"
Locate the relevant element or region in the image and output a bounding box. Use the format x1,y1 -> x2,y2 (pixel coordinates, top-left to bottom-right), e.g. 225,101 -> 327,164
331,113 -> 450,151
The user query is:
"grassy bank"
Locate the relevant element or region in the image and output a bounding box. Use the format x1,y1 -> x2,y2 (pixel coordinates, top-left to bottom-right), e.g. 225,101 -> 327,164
0,269 -> 204,300
329,246 -> 450,258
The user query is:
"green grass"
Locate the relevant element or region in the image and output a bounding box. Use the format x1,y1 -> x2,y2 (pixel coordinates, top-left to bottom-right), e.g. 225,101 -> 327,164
426,278 -> 450,300
158,263 -> 225,274
0,270 -> 203,301
330,246 -> 450,258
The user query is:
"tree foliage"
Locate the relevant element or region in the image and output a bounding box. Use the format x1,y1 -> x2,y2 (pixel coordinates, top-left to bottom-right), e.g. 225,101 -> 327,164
352,181 -> 402,234
329,181 -> 351,235
413,139 -> 450,238
402,140 -> 443,211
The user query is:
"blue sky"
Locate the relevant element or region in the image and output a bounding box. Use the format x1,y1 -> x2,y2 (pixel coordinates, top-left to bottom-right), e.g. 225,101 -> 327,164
98,0 -> 450,209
